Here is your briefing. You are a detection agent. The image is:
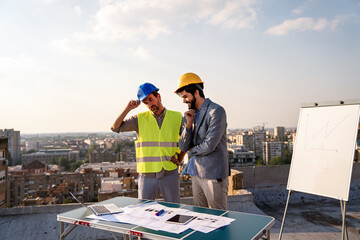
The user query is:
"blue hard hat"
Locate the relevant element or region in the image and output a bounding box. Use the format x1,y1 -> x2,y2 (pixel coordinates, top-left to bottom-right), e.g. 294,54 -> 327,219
137,83 -> 159,101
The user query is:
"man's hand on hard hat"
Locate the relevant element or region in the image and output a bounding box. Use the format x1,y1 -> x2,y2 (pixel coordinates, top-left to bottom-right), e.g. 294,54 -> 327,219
184,109 -> 195,130
126,100 -> 141,112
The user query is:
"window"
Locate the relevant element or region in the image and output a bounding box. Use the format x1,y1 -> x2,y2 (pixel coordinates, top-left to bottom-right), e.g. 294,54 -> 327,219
0,170 -> 5,183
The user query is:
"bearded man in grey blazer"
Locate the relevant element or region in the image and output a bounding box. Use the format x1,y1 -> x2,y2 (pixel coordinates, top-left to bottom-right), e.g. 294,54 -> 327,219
175,72 -> 229,210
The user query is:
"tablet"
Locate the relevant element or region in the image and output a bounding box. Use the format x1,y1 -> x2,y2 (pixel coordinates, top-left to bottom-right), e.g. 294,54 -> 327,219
165,214 -> 195,225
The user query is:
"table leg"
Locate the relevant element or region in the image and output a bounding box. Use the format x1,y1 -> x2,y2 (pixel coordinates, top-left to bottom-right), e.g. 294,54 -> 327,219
110,232 -> 118,240
266,230 -> 270,240
60,222 -> 64,240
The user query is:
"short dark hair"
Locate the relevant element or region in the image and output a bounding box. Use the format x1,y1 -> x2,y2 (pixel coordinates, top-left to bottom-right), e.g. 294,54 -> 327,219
151,91 -> 159,97
142,91 -> 159,102
176,83 -> 205,98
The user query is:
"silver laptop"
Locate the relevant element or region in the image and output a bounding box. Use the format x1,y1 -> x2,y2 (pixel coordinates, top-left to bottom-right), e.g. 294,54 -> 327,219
69,192 -> 123,216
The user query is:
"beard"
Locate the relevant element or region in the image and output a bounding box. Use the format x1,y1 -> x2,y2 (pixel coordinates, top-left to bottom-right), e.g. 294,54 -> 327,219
150,105 -> 159,113
188,98 -> 196,110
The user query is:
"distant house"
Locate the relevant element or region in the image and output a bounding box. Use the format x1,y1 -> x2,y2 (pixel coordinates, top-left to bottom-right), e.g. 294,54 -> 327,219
22,160 -> 47,175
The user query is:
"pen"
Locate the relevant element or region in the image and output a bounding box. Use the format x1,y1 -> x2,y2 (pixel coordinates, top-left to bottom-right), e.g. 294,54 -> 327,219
155,209 -> 165,216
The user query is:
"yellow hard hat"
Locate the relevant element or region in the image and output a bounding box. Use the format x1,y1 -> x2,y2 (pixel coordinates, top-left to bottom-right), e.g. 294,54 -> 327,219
174,72 -> 204,93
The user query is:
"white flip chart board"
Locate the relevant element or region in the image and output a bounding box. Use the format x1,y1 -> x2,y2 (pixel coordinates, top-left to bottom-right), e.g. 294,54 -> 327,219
287,103 -> 360,201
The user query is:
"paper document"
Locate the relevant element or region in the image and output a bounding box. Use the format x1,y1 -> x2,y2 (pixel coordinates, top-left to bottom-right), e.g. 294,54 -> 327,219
86,201 -> 235,234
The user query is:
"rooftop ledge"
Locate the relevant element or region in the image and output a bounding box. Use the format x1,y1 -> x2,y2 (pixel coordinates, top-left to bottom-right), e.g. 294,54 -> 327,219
1,190 -> 360,240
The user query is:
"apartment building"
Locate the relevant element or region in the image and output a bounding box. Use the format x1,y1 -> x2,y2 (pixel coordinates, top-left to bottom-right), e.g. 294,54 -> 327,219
0,160 -> 7,208
262,141 -> 285,165
237,132 -> 255,152
228,145 -> 256,167
253,130 -> 266,157
25,139 -> 41,152
98,175 -> 137,201
274,126 -> 285,139
89,148 -> 117,163
0,137 -> 9,208
8,164 -> 103,207
118,148 -> 136,162
22,149 -> 80,165
64,139 -> 89,158
76,162 -> 137,173
0,129 -> 21,166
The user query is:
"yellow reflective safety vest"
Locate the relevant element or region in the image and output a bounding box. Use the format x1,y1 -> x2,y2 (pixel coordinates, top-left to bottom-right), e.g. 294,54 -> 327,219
135,110 -> 182,173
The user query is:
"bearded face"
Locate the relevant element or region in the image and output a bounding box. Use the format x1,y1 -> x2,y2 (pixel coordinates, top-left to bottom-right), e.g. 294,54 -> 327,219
178,90 -> 197,110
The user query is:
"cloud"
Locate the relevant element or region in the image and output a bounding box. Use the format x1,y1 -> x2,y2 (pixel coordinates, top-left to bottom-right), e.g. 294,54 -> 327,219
129,46 -> 151,59
265,16 -> 345,36
0,55 -> 41,77
77,0 -> 259,41
209,1 -> 257,29
292,6 -> 304,15
52,39 -> 97,57
42,0 -> 59,4
74,6 -> 82,15
0,56 -> 53,95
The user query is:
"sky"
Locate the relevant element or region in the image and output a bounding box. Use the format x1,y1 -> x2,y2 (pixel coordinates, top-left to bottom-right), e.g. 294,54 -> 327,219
1,0 -> 360,134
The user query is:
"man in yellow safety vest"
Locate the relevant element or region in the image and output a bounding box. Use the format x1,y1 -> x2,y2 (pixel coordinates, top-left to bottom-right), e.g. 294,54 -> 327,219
111,83 -> 185,203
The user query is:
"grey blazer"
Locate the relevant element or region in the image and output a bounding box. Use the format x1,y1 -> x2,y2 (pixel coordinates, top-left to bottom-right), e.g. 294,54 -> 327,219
179,98 -> 229,179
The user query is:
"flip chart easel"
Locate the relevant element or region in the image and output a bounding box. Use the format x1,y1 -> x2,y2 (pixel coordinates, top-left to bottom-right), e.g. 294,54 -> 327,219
279,99 -> 360,240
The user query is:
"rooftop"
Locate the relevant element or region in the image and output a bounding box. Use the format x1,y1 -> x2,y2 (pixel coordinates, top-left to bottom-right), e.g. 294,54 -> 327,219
1,183 -> 360,240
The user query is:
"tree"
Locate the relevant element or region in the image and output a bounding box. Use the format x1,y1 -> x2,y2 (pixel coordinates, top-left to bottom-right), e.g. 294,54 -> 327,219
70,160 -> 83,172
278,135 -> 289,142
256,156 -> 264,166
269,156 -> 284,165
58,156 -> 70,171
88,144 -> 97,152
22,149 -> 36,154
86,144 -> 97,162
283,145 -> 293,164
113,143 -> 121,153
49,157 -> 57,165
63,198 -> 77,204
69,156 -> 76,167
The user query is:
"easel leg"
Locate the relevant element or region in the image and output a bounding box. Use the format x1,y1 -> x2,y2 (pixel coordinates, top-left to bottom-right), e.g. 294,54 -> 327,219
340,200 -> 349,240
278,190 -> 291,240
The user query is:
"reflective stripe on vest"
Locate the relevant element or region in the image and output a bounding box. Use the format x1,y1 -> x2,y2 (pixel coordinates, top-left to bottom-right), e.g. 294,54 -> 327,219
135,142 -> 179,148
136,156 -> 172,163
135,110 -> 182,173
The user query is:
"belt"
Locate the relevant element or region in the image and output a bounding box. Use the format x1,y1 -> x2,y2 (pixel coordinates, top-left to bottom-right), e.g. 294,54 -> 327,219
139,169 -> 177,178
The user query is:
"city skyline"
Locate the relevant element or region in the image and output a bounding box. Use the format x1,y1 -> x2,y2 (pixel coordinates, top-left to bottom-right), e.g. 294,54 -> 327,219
1,0 -> 360,133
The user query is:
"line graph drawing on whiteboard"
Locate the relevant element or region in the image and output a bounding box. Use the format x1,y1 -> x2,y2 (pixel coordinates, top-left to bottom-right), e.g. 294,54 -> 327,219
296,112 -> 352,170
304,112 -> 351,150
